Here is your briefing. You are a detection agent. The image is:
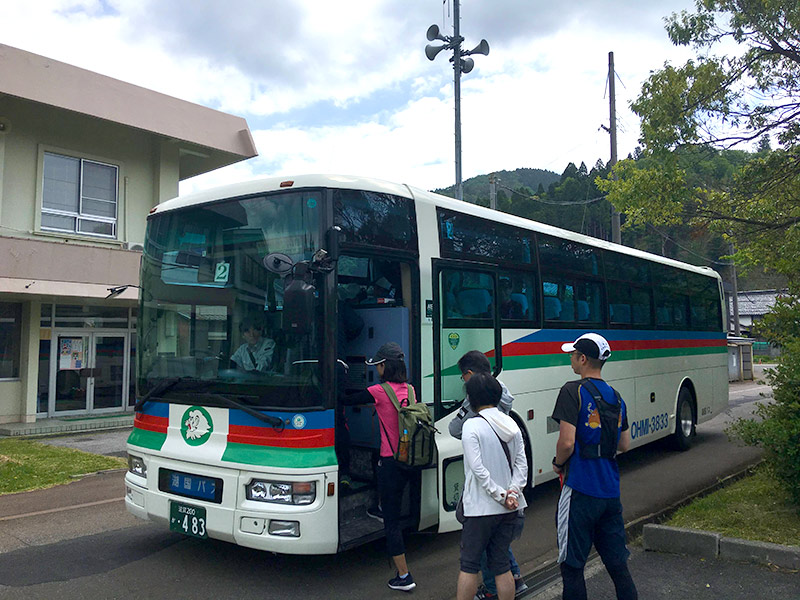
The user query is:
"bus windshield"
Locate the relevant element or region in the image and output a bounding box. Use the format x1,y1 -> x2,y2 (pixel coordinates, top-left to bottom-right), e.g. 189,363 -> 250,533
138,191 -> 326,410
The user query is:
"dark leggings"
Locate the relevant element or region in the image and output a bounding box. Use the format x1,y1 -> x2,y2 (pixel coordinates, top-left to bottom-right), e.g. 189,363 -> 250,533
561,561 -> 638,600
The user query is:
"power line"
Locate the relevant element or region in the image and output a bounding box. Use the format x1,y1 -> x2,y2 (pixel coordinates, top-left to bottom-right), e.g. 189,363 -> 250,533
496,182 -> 607,206
645,224 -> 732,266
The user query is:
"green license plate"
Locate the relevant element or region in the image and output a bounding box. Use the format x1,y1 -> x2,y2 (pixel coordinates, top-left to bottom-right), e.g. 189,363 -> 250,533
169,501 -> 208,539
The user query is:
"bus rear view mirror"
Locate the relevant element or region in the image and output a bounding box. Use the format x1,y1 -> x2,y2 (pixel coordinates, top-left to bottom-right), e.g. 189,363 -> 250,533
283,263 -> 316,335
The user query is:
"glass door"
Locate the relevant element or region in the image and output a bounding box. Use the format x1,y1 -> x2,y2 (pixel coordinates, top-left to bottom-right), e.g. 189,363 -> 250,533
50,332 -> 127,415
54,334 -> 90,413
92,334 -> 126,411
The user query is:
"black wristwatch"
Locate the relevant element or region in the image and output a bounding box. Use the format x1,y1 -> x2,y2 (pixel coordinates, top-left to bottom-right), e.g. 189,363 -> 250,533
552,456 -> 565,469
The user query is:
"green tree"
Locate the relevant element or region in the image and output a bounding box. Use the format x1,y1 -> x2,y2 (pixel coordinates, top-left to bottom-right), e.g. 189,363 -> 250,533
598,0 -> 800,283
599,0 -> 800,506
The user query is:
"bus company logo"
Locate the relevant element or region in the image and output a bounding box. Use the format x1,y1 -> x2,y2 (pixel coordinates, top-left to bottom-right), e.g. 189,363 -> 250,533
448,332 -> 460,350
181,406 -> 213,446
292,414 -> 306,429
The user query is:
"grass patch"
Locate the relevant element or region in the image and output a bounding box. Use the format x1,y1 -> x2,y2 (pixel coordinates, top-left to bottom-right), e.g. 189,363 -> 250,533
666,465 -> 800,546
0,438 -> 126,496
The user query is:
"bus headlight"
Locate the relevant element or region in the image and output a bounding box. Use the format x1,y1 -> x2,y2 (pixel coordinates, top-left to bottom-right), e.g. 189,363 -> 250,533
246,480 -> 316,505
128,454 -> 147,478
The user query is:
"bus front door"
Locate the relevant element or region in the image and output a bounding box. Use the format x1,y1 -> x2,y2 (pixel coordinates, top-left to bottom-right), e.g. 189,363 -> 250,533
433,263 -> 501,533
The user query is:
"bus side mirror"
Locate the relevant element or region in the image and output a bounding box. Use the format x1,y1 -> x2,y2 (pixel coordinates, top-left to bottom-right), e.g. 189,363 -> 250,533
326,226 -> 341,261
283,263 -> 316,335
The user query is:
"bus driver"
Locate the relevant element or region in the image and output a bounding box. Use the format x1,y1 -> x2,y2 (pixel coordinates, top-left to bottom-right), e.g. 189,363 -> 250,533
231,319 -> 275,373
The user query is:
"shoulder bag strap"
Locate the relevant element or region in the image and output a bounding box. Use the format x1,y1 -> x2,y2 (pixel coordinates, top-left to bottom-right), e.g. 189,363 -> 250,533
377,383 -> 404,456
478,414 -> 513,475
580,378 -> 603,404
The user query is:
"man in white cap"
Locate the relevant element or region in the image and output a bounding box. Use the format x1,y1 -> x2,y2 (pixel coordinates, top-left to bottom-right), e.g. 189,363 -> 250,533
550,333 -> 638,600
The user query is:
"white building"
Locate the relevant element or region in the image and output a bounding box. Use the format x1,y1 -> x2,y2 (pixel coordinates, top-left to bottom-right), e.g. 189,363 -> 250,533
0,44 -> 257,426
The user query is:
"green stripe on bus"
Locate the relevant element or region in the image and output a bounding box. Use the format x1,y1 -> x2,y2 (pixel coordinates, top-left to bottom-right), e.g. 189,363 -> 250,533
221,443 -> 338,468
127,428 -> 166,451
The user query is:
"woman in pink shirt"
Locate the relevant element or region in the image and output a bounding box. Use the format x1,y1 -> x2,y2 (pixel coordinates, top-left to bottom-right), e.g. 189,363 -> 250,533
344,342 -> 419,592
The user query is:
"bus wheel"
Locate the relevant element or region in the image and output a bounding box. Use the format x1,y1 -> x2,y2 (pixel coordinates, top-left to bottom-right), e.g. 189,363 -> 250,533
672,387 -> 695,451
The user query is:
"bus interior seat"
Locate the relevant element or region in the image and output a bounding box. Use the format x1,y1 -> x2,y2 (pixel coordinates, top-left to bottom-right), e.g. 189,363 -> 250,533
510,293 -> 529,317
544,296 -> 561,320
560,301 -> 575,321
632,304 -> 650,324
610,303 -> 631,323
577,300 -> 590,321
458,289 -> 492,316
445,291 -> 460,317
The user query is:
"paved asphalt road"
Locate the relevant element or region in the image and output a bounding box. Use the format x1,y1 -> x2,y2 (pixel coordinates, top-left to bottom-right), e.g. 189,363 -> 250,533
0,371 -> 783,599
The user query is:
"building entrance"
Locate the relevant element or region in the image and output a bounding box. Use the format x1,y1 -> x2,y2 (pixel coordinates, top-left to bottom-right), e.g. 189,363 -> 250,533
47,330 -> 130,415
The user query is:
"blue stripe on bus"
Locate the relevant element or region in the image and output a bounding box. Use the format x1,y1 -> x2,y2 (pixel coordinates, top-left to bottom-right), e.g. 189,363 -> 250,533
229,409 -> 335,430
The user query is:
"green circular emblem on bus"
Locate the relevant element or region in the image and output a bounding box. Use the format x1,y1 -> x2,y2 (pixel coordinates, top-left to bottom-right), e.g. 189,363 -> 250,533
181,406 -> 214,446
448,332 -> 460,350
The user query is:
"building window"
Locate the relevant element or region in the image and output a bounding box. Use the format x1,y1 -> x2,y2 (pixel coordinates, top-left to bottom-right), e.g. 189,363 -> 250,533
0,303 -> 22,379
42,152 -> 118,238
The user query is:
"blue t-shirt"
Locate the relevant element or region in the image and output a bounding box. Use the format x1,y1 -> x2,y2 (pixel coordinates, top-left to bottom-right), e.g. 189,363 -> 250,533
551,378 -> 628,498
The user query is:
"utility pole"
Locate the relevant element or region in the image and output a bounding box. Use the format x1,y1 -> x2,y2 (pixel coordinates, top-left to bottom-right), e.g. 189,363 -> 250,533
730,242 -> 741,336
608,51 -> 621,244
489,173 -> 497,210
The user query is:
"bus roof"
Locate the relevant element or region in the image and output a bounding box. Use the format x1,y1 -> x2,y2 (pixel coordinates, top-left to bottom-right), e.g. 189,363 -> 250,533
152,173 -> 721,281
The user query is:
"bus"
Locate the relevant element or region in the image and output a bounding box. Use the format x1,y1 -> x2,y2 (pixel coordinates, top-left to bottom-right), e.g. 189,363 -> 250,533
124,174 -> 728,554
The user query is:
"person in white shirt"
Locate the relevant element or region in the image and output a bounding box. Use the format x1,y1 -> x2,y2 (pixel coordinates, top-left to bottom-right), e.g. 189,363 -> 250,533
231,319 -> 275,373
457,373 -> 528,600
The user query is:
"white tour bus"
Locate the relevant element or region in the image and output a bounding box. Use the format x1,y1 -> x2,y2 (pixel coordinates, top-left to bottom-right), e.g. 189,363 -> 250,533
125,174 -> 728,554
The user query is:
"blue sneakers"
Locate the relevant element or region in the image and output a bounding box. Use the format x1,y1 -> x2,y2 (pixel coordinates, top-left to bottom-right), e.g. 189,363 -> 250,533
388,571 -> 416,592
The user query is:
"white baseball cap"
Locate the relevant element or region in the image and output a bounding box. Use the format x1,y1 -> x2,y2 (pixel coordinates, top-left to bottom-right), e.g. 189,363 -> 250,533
561,333 -> 611,361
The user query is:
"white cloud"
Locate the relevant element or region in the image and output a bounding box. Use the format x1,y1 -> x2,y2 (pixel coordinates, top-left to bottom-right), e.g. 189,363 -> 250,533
5,0 -> 699,195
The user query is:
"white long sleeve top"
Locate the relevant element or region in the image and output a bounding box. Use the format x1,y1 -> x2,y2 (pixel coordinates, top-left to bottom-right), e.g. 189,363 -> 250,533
461,406 -> 529,517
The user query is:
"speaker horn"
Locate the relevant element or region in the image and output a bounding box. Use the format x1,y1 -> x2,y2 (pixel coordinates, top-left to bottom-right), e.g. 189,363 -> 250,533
426,44 -> 447,61
469,39 -> 490,56
461,57 -> 474,74
426,24 -> 443,41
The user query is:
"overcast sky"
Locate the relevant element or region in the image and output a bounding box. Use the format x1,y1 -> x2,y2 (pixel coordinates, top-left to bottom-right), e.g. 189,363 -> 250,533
6,0 -> 698,195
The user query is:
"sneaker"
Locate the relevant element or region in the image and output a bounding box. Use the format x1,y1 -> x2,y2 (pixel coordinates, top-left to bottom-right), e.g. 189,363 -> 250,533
388,571 -> 416,592
366,506 -> 383,522
474,585 -> 496,599
514,576 -> 529,595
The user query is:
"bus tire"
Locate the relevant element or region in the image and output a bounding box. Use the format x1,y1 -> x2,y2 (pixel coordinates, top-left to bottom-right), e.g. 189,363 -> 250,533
671,387 -> 695,451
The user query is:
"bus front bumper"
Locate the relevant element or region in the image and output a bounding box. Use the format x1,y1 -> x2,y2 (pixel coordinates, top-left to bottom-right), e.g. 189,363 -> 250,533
124,458 -> 340,555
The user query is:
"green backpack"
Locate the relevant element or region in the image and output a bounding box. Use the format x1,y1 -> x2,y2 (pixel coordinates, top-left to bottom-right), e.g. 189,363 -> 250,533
379,383 -> 437,469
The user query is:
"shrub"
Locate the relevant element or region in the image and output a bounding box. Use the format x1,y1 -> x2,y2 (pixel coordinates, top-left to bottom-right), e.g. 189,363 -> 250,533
727,295 -> 800,507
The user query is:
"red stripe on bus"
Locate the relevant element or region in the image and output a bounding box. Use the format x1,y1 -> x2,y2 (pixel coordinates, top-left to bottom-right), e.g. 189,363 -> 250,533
228,425 -> 335,449
134,413 -> 168,433
498,338 -> 725,357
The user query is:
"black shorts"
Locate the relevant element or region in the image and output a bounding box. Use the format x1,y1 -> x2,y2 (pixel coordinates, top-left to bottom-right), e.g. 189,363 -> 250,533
556,486 -> 630,569
460,512 -> 516,575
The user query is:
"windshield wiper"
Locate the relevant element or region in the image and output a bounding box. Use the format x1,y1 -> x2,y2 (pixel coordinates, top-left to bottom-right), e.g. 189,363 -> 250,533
134,377 -> 214,412
134,377 -> 184,412
195,392 -> 285,431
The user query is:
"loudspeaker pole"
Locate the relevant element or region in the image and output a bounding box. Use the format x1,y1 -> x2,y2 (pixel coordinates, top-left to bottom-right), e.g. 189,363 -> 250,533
424,4 -> 489,202
453,0 -> 463,201
609,51 -> 621,244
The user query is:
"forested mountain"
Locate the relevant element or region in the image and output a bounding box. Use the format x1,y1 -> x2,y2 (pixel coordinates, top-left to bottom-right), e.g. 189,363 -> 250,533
433,168 -> 560,204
